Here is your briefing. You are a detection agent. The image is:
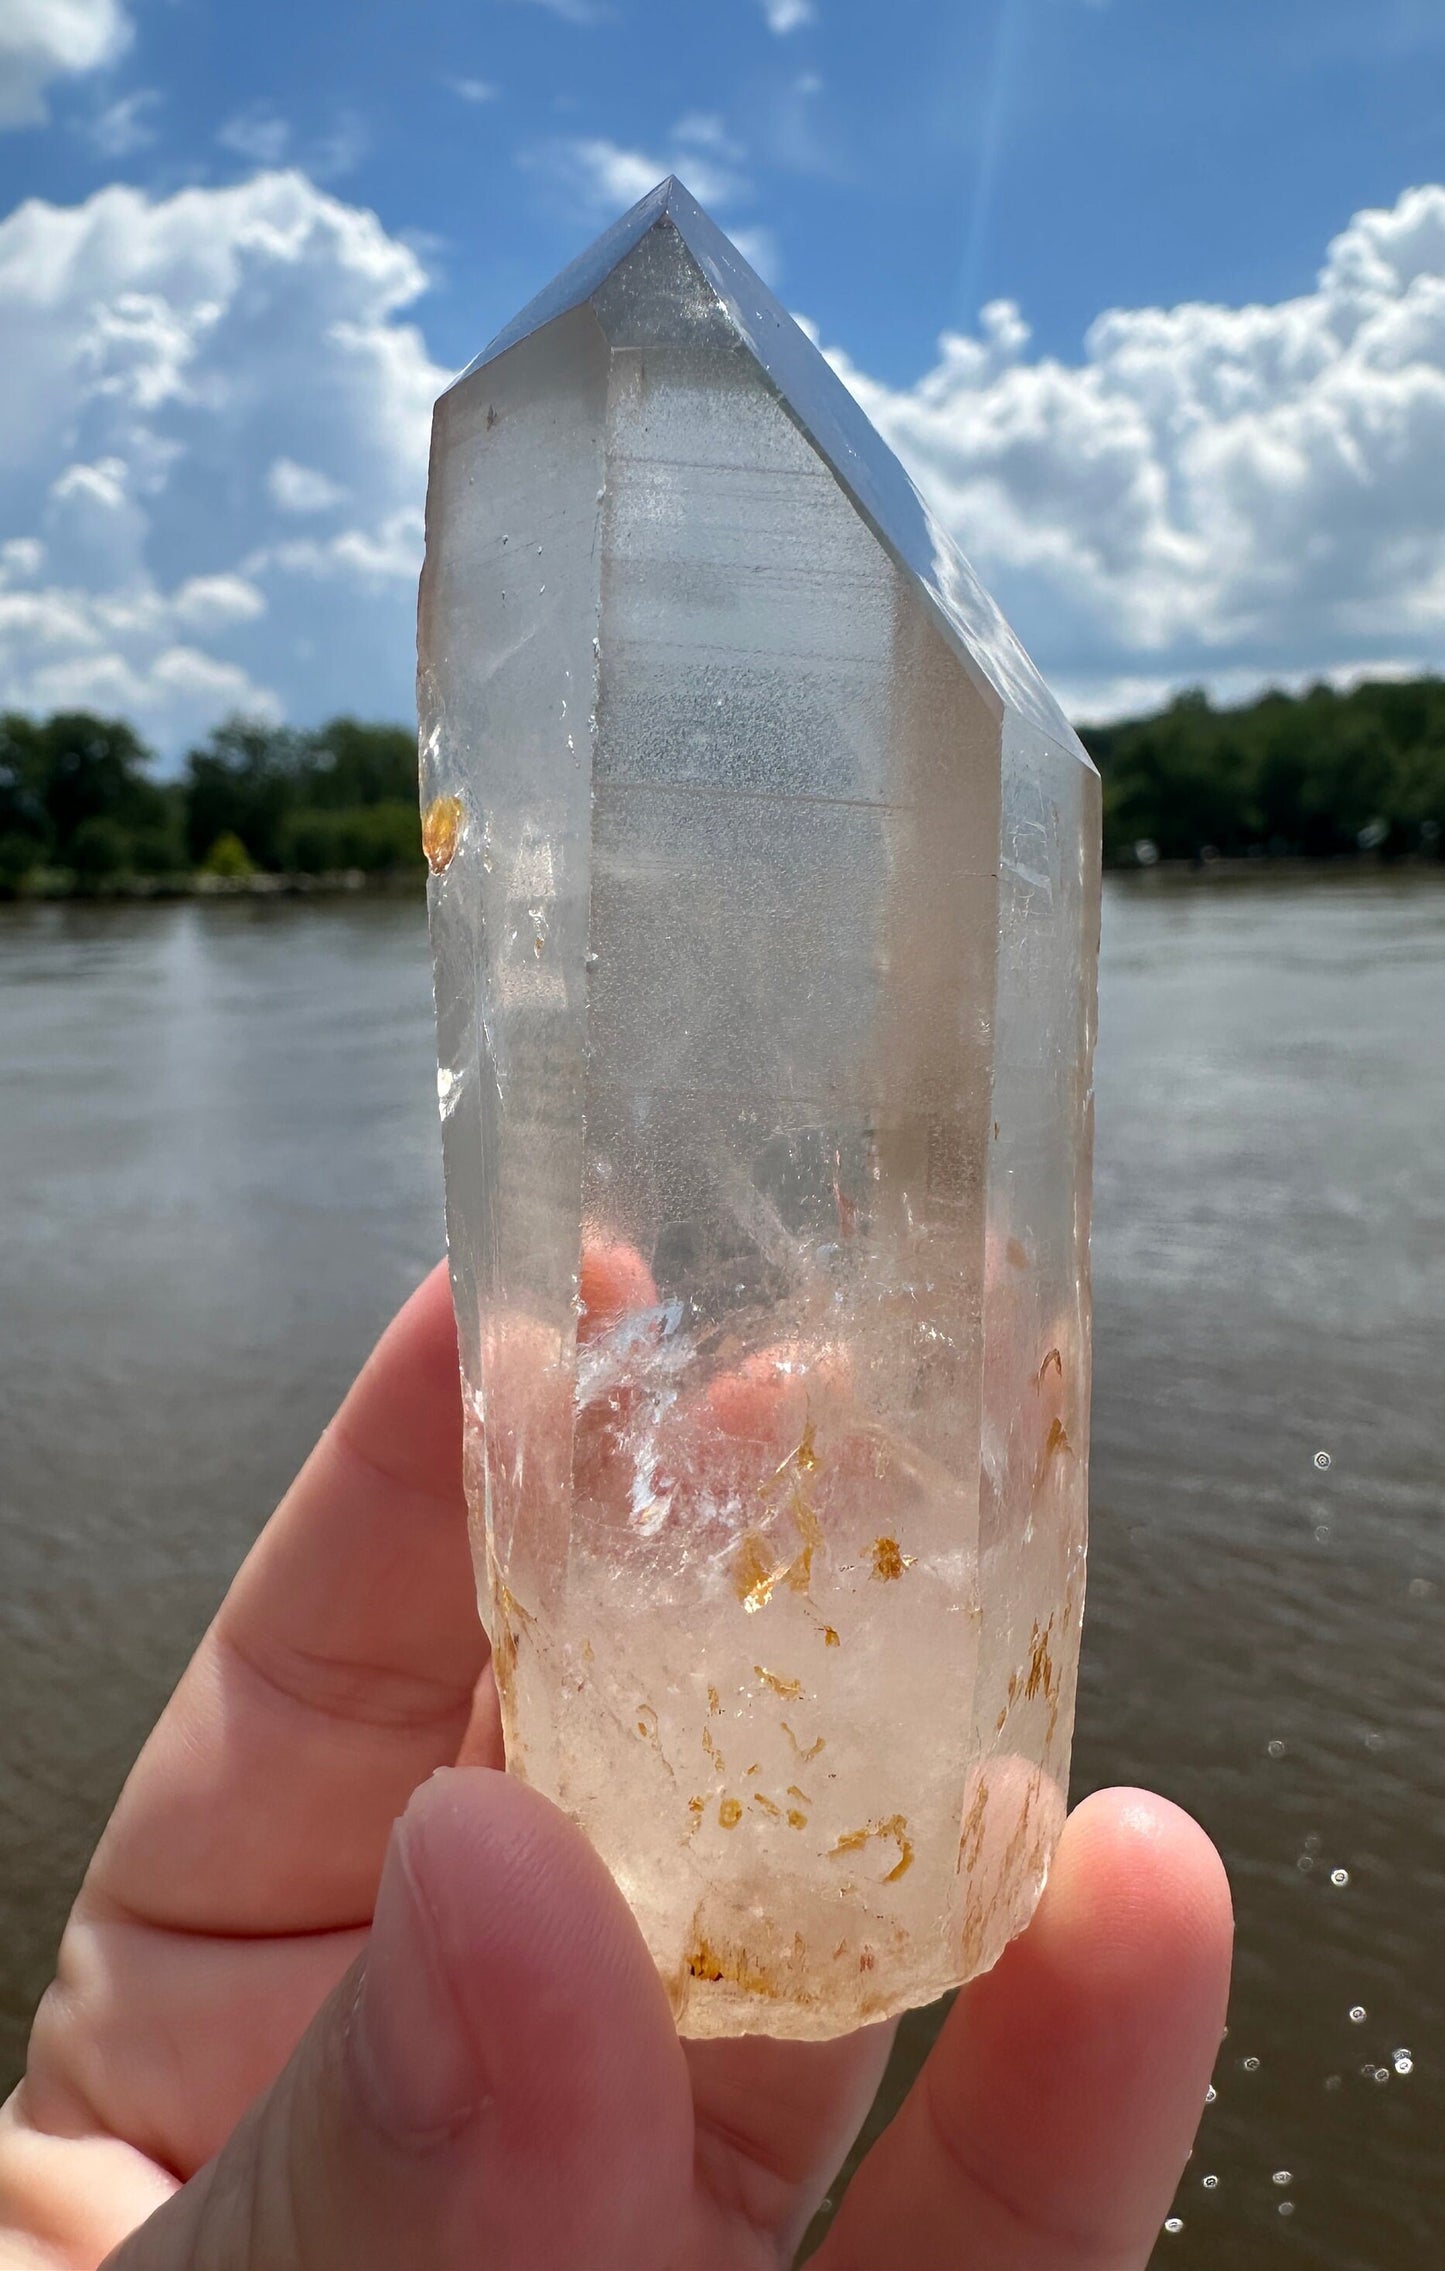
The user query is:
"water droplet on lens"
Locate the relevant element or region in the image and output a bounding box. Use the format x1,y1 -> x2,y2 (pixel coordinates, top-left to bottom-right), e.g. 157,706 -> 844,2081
1330,1868 -> 1350,1887
1314,1449 -> 1332,1469
1243,2056 -> 1261,2072
1202,2173 -> 1219,2190
1297,1855 -> 1314,1873
1273,2170 -> 1292,2186
1164,2217 -> 1184,2235
1393,2051 -> 1413,2075
1267,1738 -> 1286,1758
1349,2006 -> 1367,2023
1324,2073 -> 1342,2091
1205,2084 -> 1217,2104
1278,2200 -> 1295,2217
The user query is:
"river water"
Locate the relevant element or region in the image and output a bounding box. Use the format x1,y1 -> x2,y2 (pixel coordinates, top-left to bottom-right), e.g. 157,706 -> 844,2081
1,877 -> 1441,2267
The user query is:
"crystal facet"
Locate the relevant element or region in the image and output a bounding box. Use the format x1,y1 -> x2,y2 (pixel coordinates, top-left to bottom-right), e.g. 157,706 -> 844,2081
419,179 -> 1100,2040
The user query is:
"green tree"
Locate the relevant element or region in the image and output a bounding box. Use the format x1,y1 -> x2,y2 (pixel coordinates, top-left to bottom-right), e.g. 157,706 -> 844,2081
124,795 -> 189,877
340,800 -> 423,872
0,714 -> 53,887
39,712 -> 169,859
277,808 -> 349,875
0,831 -> 41,895
199,830 -> 256,880
0,711 -> 183,887
279,800 -> 422,875
303,718 -> 418,811
69,815 -> 133,888
1084,676 -> 1445,863
184,719 -> 307,870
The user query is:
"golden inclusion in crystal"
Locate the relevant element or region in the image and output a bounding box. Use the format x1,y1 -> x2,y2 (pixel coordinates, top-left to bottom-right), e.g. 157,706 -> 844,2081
421,793 -> 464,875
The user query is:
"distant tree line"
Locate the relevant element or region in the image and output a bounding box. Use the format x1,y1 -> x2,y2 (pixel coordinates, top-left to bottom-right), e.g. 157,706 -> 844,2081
2,677 -> 1444,898
1080,677 -> 1445,864
0,713 -> 422,895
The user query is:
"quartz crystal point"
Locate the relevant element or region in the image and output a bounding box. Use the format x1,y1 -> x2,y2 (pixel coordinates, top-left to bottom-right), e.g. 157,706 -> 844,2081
419,178 -> 1100,2041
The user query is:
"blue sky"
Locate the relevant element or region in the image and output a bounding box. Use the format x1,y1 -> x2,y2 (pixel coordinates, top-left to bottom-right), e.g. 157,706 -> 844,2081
3,0 -> 1445,750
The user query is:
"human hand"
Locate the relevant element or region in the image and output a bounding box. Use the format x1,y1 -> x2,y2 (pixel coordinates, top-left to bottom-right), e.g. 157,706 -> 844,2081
0,1265 -> 1232,2270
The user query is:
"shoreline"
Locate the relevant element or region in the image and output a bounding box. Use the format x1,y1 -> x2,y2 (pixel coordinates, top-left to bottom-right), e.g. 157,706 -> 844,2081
1106,851 -> 1445,885
5,853 -> 1444,908
1,867 -> 423,904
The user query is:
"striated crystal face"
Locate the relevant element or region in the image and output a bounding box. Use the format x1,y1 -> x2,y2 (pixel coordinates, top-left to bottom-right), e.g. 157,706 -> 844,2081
419,178 -> 1100,2040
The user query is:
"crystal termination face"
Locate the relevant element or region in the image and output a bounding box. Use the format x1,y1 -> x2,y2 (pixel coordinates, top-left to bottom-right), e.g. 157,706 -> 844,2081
419,177 -> 1100,2040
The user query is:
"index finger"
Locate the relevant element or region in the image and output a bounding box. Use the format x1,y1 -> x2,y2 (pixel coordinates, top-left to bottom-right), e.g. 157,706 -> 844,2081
85,1262 -> 487,1936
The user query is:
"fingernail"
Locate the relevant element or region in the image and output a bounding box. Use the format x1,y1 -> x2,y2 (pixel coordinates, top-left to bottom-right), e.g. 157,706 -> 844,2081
352,1817 -> 486,2140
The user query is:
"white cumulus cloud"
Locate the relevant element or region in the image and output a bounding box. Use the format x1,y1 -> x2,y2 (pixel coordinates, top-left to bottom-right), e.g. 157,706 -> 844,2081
823,185 -> 1445,717
217,104 -> 292,168
0,0 -> 130,127
267,457 -> 350,514
534,114 -> 753,234
0,170 -> 445,750
534,123 -> 778,279
217,104 -> 367,182
5,172 -> 1445,752
500,0 -> 604,20
87,84 -> 159,157
762,0 -> 816,30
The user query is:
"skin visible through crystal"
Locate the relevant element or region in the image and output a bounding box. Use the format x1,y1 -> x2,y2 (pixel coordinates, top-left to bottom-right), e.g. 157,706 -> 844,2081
419,189 -> 1099,2040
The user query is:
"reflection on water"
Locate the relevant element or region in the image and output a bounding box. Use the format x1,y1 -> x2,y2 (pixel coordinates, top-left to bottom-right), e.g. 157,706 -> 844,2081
1,878 -> 1442,2268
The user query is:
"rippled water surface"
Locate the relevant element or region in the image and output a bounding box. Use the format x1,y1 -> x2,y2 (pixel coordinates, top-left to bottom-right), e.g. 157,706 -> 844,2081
2,878 -> 1442,2267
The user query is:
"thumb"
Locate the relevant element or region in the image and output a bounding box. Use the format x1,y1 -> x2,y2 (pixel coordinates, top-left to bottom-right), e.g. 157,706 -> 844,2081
104,1771 -> 694,2271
